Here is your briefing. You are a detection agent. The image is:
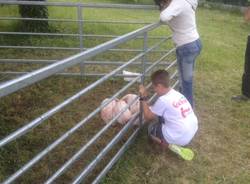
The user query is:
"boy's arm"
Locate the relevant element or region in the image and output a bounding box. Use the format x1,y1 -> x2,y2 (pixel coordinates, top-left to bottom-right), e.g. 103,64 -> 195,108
139,85 -> 156,122
140,100 -> 156,121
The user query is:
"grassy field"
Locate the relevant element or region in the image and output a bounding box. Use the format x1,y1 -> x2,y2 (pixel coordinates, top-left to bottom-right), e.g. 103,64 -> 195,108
0,0 -> 250,183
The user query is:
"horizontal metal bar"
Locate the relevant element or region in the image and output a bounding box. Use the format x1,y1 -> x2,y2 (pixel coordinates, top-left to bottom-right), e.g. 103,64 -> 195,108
0,32 -> 166,40
172,77 -> 179,89
0,35 -> 166,147
92,128 -> 140,184
0,62 -> 176,82
0,22 -> 162,98
0,1 -> 157,9
0,72 -> 152,78
0,46 -> 169,53
81,20 -> 153,25
165,59 -> 177,71
144,49 -> 176,74
0,59 -> 58,64
0,59 -> 170,66
45,95 -> 140,184
0,17 -> 79,23
0,17 -> 73,22
0,60 -> 175,78
80,35 -> 167,40
0,45 -> 80,50
0,17 -> 153,25
0,31 -> 79,37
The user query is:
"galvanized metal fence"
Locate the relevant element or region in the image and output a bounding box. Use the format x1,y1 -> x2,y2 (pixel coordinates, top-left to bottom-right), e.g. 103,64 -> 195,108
0,1 -> 178,183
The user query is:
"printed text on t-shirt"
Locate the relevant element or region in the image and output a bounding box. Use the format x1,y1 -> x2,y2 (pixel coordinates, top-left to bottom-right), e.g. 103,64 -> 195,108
172,97 -> 191,118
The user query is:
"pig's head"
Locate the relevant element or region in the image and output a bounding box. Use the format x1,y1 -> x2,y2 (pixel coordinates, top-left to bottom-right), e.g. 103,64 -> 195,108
121,94 -> 140,114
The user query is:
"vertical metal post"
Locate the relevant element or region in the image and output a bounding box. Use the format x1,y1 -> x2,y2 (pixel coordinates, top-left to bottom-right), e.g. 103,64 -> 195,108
141,32 -> 148,82
139,32 -> 148,126
77,5 -> 85,77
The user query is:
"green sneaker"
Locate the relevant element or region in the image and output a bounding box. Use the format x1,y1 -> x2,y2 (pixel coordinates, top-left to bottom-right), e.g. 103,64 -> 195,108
168,144 -> 194,161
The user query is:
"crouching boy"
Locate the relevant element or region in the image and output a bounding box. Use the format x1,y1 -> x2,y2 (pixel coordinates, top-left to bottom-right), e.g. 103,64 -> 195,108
139,70 -> 198,160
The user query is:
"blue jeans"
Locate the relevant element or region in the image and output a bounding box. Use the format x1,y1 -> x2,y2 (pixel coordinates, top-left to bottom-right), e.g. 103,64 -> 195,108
176,39 -> 202,107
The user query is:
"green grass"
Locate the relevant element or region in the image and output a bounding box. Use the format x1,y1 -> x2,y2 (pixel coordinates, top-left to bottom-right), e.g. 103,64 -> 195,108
0,1 -> 250,184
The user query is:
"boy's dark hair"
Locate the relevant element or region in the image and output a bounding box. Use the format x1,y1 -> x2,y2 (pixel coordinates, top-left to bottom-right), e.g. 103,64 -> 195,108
151,69 -> 170,88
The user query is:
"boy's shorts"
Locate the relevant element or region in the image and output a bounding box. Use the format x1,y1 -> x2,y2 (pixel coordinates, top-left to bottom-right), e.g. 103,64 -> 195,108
147,122 -> 165,141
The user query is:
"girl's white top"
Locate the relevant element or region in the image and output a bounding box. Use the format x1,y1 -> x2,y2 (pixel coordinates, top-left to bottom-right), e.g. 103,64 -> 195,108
160,0 -> 199,47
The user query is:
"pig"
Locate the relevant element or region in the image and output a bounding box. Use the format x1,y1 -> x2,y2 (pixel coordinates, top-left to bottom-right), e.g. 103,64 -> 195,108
100,98 -> 118,124
121,94 -> 140,114
113,100 -> 132,125
100,98 -> 132,125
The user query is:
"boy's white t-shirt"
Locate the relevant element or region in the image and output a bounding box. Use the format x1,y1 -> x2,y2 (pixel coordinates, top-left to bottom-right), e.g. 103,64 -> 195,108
150,89 -> 198,146
160,0 -> 199,47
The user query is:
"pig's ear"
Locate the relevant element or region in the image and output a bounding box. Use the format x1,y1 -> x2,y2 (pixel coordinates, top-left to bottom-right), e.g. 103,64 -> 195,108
121,94 -> 129,101
101,98 -> 109,106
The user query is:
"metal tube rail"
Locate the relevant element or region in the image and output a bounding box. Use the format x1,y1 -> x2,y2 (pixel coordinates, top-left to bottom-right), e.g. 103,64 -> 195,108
0,17 -> 81,23
0,59 -> 170,66
0,45 -> 81,50
0,17 -> 153,25
0,72 -> 152,78
165,59 -> 177,71
0,46 -> 169,53
0,35 -> 166,147
0,31 -> 80,37
0,32 -> 166,40
0,59 -> 58,64
80,20 -> 154,25
0,22 -> 161,98
144,48 -> 176,74
0,1 -> 157,9
0,32 -> 79,37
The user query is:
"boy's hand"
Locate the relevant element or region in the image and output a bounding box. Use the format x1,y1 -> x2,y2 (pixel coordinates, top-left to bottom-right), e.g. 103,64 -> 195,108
139,85 -> 147,97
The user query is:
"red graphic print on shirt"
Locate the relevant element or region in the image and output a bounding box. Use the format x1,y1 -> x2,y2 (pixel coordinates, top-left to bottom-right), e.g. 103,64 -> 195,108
181,107 -> 191,118
172,97 -> 191,118
172,97 -> 188,108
